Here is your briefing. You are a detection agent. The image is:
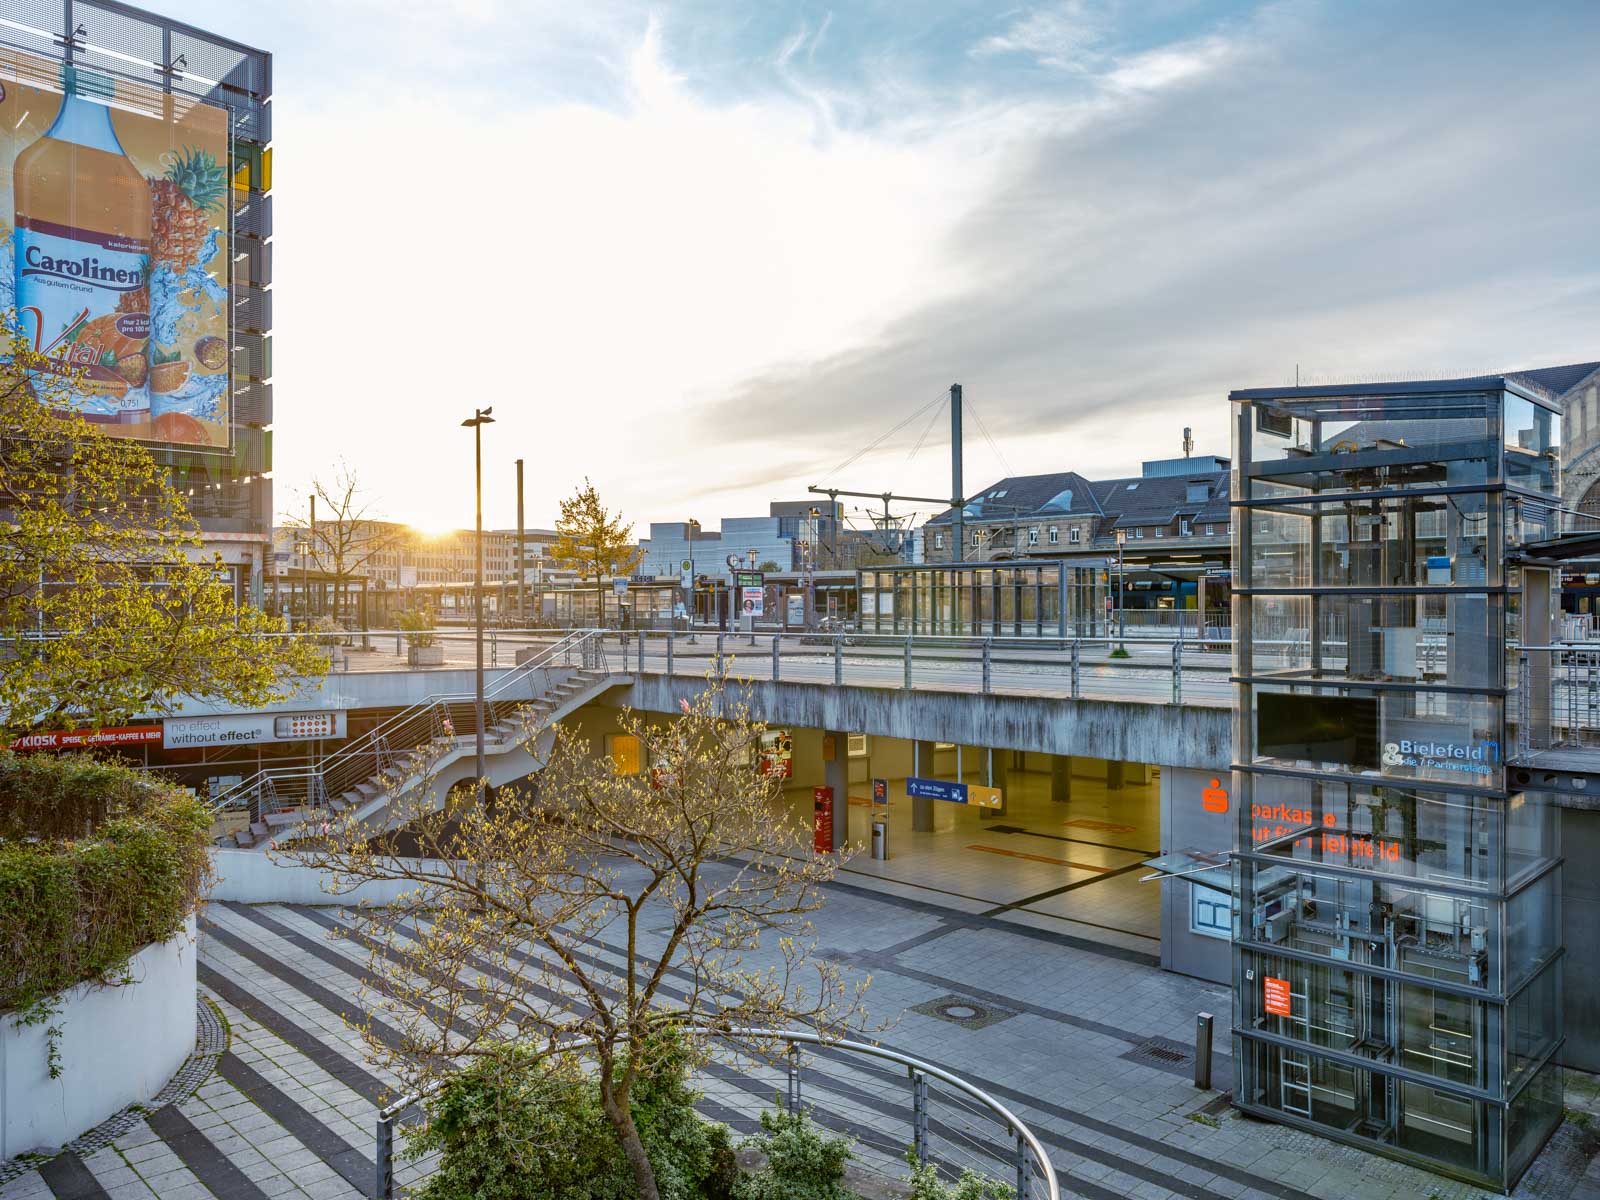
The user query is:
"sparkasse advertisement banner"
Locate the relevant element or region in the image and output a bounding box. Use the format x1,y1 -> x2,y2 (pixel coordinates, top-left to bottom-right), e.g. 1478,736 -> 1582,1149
0,48 -> 231,448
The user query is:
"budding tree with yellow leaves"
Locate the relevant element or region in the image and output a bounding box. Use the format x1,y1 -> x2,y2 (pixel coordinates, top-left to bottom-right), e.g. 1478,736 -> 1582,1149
278,673 -> 869,1200
0,330 -> 325,736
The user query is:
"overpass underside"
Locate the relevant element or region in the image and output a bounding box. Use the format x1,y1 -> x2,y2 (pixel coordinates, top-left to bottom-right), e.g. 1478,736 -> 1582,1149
583,675 -> 1233,976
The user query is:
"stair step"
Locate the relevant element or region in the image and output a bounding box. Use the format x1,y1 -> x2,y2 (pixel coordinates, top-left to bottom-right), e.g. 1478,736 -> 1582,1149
250,822 -> 269,838
330,797 -> 348,812
231,831 -> 254,848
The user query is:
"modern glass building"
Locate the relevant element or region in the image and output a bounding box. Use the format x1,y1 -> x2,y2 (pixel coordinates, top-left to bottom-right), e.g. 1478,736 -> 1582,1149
855,561 -> 1110,638
1229,377 -> 1565,1189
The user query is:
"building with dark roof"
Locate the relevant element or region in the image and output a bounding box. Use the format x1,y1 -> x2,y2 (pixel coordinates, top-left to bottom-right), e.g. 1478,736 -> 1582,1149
920,456 -> 1234,623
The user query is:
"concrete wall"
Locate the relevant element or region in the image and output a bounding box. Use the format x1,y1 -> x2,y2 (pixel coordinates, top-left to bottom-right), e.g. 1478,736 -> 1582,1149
607,677 -> 1231,772
1159,767 -> 1232,984
1,916 -> 197,1159
208,849 -> 451,905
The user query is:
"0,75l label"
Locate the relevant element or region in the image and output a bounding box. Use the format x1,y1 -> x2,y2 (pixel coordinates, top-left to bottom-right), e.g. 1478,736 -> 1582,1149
15,217 -> 151,415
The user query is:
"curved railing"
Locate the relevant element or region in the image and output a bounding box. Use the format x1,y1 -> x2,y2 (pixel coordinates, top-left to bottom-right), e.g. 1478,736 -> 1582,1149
374,1026 -> 1058,1200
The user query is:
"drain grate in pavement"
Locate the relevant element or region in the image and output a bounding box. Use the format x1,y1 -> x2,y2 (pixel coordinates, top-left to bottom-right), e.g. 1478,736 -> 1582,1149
1121,1036 -> 1194,1075
911,993 -> 1017,1031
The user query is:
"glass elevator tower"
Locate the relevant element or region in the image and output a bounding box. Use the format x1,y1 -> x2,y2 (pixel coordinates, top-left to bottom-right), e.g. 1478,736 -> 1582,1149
1229,378 -> 1564,1189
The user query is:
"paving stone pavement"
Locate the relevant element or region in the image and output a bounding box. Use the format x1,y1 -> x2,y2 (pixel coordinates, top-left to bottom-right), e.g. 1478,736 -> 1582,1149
2,867 -> 1596,1199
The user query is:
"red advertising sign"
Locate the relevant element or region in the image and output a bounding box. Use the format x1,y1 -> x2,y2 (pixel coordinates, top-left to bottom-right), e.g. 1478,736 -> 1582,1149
813,786 -> 834,854
1264,976 -> 1292,1017
10,725 -> 162,752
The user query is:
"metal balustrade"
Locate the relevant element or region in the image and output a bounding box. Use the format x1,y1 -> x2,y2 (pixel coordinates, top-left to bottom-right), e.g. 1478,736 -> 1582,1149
207,630 -> 609,834
375,1028 -> 1058,1200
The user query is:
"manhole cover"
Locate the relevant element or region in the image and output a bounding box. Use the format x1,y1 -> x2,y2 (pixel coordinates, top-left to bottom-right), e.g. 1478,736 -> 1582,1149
911,993 -> 1016,1030
1121,1036 -> 1194,1075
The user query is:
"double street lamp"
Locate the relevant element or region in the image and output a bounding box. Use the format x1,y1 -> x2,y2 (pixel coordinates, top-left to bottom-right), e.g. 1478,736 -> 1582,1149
1115,527 -> 1127,653
461,406 -> 495,790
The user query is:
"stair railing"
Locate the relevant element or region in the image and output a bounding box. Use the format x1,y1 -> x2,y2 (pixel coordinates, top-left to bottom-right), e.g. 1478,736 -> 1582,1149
211,630 -> 609,822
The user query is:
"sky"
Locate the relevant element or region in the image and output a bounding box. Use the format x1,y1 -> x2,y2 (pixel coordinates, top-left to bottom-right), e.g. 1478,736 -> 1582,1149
152,0 -> 1600,535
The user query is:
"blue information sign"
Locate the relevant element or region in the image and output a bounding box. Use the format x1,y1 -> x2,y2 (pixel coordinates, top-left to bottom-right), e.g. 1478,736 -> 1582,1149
906,776 -> 967,803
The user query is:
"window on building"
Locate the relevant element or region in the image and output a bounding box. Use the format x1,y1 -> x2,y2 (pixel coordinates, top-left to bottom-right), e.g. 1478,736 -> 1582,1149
1181,519 -> 1192,536
1135,527 -> 1145,539
1048,527 -> 1059,544
971,530 -> 981,546
1191,885 -> 1232,939
1069,527 -> 1081,543
1028,527 -> 1039,545
934,532 -> 944,550
1204,524 -> 1214,536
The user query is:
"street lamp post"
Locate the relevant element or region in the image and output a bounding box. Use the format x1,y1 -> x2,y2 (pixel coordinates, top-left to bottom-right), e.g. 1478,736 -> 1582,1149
461,407 -> 495,791
295,538 -> 309,631
1115,528 -> 1127,653
686,518 -> 700,642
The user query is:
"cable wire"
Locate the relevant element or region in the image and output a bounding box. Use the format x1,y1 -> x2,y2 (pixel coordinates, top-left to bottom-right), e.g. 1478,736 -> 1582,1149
964,393 -> 1014,479
815,389 -> 950,486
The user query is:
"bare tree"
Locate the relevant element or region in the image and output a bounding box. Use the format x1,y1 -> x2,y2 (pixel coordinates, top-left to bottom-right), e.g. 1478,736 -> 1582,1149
281,463 -> 407,623
278,673 -> 868,1200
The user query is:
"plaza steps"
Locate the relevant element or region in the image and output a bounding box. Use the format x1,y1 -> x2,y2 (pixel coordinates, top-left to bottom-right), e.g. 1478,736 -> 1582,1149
226,667 -> 618,849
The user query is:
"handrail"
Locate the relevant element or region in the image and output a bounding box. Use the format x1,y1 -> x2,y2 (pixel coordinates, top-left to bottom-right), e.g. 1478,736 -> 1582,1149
209,630 -> 604,818
373,1025 -> 1058,1200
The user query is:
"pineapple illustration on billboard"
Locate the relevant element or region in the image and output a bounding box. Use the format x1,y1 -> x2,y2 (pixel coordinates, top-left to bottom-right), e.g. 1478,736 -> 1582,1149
0,50 -> 231,447
146,144 -> 227,444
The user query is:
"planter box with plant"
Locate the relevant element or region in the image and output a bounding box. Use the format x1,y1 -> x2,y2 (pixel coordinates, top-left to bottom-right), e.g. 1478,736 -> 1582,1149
0,753 -> 212,1157
397,605 -> 445,666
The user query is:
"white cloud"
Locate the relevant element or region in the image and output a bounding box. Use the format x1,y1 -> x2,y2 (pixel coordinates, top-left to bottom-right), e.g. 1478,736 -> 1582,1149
971,2 -> 1109,71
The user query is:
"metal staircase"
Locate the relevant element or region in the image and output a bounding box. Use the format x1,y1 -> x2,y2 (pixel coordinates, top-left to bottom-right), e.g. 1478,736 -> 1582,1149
211,631 -> 617,849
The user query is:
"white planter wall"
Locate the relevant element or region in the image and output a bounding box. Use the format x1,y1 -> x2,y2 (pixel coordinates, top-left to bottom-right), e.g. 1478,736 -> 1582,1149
209,847 -> 441,905
1,915 -> 197,1160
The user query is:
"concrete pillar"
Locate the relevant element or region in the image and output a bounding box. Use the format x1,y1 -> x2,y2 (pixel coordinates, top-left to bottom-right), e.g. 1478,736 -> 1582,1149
1050,755 -> 1072,803
824,731 -> 850,851
1108,759 -> 1126,790
912,740 -> 936,832
979,747 -> 1008,819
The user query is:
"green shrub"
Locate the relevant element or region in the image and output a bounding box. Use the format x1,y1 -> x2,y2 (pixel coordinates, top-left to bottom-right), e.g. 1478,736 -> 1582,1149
0,752 -> 211,1017
407,1032 -> 735,1200
734,1107 -> 859,1200
904,1152 -> 1014,1200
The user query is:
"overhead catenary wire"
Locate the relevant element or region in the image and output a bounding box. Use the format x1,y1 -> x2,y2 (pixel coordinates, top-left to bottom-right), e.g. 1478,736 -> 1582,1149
963,392 -> 1014,480
815,388 -> 951,487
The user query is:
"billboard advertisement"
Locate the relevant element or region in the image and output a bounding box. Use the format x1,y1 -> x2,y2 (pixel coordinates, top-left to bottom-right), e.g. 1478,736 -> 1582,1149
0,49 -> 230,447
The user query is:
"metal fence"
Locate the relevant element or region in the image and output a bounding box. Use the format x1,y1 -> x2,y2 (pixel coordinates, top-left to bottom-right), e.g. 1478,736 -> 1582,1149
375,1028 -> 1059,1200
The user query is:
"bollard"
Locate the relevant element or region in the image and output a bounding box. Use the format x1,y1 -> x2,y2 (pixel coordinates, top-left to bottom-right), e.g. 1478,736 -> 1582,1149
1194,1011 -> 1214,1089
666,632 -> 674,677
375,1114 -> 394,1198
772,635 -> 781,682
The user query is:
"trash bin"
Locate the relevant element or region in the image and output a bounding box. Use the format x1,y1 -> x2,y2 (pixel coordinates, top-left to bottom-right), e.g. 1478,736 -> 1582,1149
871,818 -> 887,861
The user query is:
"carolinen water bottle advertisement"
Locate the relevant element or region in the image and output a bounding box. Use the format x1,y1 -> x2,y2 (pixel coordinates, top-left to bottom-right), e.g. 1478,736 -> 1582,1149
0,47 -> 230,447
